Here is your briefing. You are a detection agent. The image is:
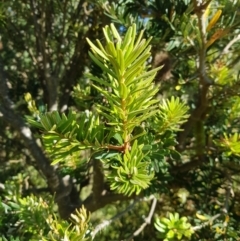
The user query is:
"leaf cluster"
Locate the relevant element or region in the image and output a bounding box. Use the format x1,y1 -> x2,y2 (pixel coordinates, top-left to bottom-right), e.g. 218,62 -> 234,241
86,23 -> 162,138
154,212 -> 194,241
107,140 -> 154,196
44,206 -> 91,241
0,193 -> 91,241
25,23 -> 189,197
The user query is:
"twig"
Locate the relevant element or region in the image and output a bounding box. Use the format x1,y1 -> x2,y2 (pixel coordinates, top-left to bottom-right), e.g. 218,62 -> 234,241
193,203 -> 229,232
193,213 -> 221,231
222,170 -> 233,214
212,34 -> 240,63
124,196 -> 158,241
193,171 -> 232,231
91,197 -> 142,239
82,2 -> 94,15
221,34 -> 240,55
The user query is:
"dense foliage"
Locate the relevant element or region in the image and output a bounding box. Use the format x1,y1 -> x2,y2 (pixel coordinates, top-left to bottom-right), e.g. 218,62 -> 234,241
0,0 -> 240,240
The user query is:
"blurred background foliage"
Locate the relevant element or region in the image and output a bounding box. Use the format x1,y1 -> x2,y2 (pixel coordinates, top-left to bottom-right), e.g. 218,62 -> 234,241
0,0 -> 240,240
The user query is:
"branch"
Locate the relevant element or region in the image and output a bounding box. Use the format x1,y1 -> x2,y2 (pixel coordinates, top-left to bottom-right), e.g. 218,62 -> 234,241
193,213 -> 221,231
170,156 -> 207,174
177,85 -> 209,151
53,0 -> 69,79
192,169 -> 232,231
193,0 -> 213,86
221,34 -> 240,56
92,159 -> 105,201
125,196 -> 158,241
0,64 -> 14,108
83,192 -> 134,213
23,187 -> 50,195
177,0 -> 212,151
58,30 -> 89,112
0,104 -> 79,217
30,0 -> 58,111
0,59 -> 80,219
91,197 -> 142,239
58,2 -> 104,111
222,169 -> 233,214
83,2 -> 94,15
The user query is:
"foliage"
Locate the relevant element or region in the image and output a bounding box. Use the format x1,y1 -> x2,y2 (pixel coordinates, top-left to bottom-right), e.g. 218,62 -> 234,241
44,206 -> 91,241
0,181 -> 91,240
0,0 -> 240,240
153,97 -> 189,133
155,212 -> 193,241
107,140 -> 154,195
25,23 -> 188,197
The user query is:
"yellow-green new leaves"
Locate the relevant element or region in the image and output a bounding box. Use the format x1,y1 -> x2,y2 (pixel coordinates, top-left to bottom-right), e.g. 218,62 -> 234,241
107,140 -> 154,196
215,133 -> 240,157
153,97 -> 189,134
24,92 -> 40,118
87,24 -> 161,140
45,206 -> 91,241
155,212 -> 193,240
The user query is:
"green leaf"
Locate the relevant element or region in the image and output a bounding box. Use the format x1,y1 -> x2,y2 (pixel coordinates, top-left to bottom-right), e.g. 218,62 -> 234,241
166,229 -> 175,239
107,140 -> 154,196
88,52 -> 117,79
86,38 -> 109,61
94,151 -> 120,160
154,96 -> 189,133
